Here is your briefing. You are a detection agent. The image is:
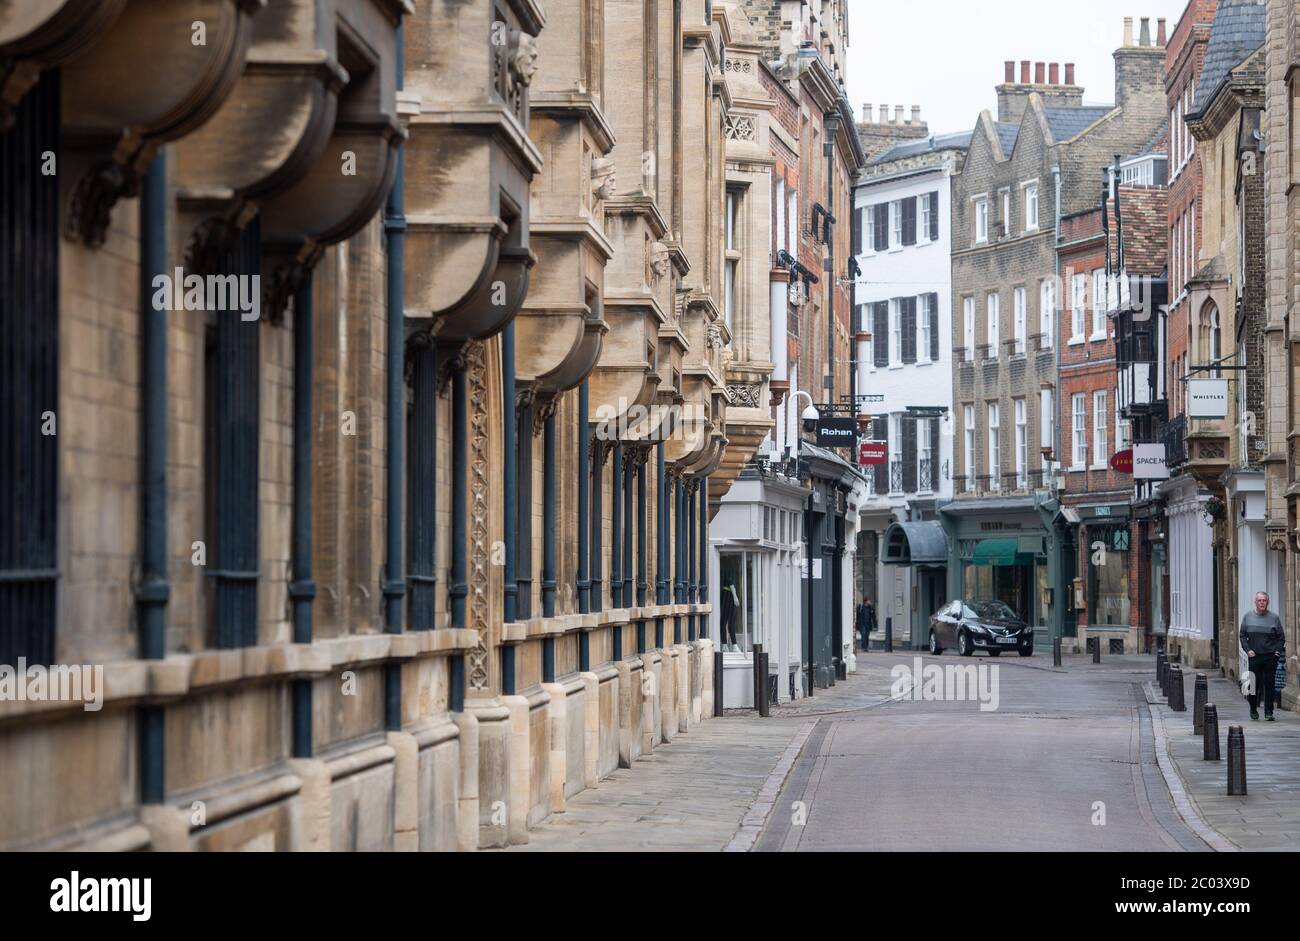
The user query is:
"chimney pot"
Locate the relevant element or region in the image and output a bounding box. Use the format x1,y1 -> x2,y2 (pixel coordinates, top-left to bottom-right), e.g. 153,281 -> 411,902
1020,60 -> 1031,83
911,105 -> 921,125
1123,16 -> 1134,48
1065,63 -> 1076,85
1157,18 -> 1167,46
1035,62 -> 1046,84
880,103 -> 889,123
1005,60 -> 1015,83
894,104 -> 904,123
1139,17 -> 1151,47
1049,63 -> 1060,84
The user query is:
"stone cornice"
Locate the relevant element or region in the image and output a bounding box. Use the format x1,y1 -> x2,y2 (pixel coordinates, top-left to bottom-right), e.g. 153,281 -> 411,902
529,90 -> 616,153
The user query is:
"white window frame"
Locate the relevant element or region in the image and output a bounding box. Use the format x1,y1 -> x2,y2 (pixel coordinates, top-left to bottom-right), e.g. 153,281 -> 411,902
776,178 -> 787,253
974,196 -> 988,243
1070,273 -> 1086,342
919,418 -> 934,493
963,296 -> 975,360
890,299 -> 902,367
1092,390 -> 1108,468
889,413 -> 903,493
1039,279 -> 1054,349
1071,393 -> 1087,469
986,291 -> 999,356
1023,181 -> 1039,232
891,200 -> 902,248
1091,269 -> 1107,339
919,193 -> 932,244
919,293 -> 931,363
964,404 -> 976,492
1001,189 -> 1010,237
987,402 -> 1000,490
1013,286 -> 1026,355
1014,397 -> 1028,487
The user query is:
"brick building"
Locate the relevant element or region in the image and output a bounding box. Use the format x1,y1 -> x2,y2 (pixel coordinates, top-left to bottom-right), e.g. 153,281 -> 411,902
1059,180 -> 1168,655
945,19 -> 1167,646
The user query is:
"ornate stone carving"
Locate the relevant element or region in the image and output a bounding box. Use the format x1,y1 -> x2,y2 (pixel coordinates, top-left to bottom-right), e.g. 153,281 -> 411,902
1266,527 -> 1290,552
66,158 -> 141,248
508,29 -> 539,87
705,321 -> 724,353
727,382 -> 764,408
724,113 -> 756,142
647,240 -> 671,288
183,217 -> 239,276
591,156 -> 617,203
466,340 -> 492,691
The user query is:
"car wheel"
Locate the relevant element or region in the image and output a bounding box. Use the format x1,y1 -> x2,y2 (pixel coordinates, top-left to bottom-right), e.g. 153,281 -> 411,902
958,631 -> 973,657
1018,643 -> 1034,657
929,630 -> 942,655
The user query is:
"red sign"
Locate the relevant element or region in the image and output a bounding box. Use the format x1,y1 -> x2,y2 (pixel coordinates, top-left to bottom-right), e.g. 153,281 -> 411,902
1110,449 -> 1133,474
858,440 -> 887,466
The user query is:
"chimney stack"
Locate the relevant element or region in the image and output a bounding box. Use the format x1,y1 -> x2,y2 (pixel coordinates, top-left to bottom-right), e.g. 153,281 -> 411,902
894,104 -> 904,124
1035,62 -> 1045,84
879,103 -> 889,123
1049,62 -> 1060,84
862,103 -> 870,123
1020,60 -> 1031,83
1065,63 -> 1075,85
1157,18 -> 1167,46
911,105 -> 921,125
1123,16 -> 1134,47
1005,60 -> 1015,83
1139,17 -> 1151,47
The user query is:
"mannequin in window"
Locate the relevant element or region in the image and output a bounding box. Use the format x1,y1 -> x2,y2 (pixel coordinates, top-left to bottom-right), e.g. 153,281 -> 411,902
719,581 -> 740,651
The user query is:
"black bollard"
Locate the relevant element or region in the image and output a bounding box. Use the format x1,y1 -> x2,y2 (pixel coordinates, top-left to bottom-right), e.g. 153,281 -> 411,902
885,616 -> 893,653
1169,665 -> 1186,711
1158,658 -> 1169,696
1052,636 -> 1062,667
1156,650 -> 1167,682
752,643 -> 764,713
1092,636 -> 1101,664
1193,673 -> 1208,733
758,651 -> 770,718
1203,703 -> 1221,761
713,644 -> 724,717
1227,726 -> 1247,795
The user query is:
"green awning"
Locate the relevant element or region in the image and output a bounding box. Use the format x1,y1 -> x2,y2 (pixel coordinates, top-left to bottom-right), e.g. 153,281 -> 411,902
969,538 -> 1039,567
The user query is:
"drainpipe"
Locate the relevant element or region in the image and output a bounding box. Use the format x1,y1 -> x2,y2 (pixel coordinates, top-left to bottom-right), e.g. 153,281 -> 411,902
625,446 -> 635,615
291,280 -> 316,757
687,480 -> 697,640
698,476 -> 709,634
824,112 -> 839,402
383,21 -> 407,727
138,155 -> 168,803
611,443 -> 623,609
590,437 -> 603,615
501,326 -> 517,694
637,449 -> 647,607
542,410 -> 556,679
674,475 -> 685,642
655,445 -> 666,606
1051,162 -> 1063,645
577,381 -> 590,616
449,364 -> 468,706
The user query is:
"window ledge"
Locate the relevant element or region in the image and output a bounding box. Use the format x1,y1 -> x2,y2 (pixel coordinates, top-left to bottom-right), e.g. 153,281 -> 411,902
1068,337 -> 1086,347
1089,333 -> 1107,343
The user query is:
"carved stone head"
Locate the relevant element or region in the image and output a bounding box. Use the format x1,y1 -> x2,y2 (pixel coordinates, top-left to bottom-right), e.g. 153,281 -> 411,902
647,240 -> 671,287
509,30 -> 540,86
591,157 -> 617,201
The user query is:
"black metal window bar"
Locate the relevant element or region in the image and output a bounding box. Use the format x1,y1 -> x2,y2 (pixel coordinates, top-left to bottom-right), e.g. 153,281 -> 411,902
1,70 -> 60,666
209,218 -> 263,649
918,457 -> 932,493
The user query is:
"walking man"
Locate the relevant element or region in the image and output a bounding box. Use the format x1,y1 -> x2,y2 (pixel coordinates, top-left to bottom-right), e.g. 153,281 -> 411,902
856,598 -> 876,652
1241,591 -> 1286,721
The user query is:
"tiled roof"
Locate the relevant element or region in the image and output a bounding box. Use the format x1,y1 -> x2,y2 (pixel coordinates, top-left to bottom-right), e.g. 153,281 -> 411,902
1190,0 -> 1266,116
994,122 -> 1018,156
871,129 -> 973,164
1044,106 -> 1113,142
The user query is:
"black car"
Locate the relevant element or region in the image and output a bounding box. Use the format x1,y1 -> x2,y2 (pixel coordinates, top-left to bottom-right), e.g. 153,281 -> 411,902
928,599 -> 1034,657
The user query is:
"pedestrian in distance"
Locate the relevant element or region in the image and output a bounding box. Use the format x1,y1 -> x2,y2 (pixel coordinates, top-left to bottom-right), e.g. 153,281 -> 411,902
856,598 -> 876,652
1241,591 -> 1285,721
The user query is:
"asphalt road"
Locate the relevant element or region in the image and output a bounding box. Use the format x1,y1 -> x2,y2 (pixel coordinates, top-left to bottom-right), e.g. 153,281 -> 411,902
756,653 -> 1211,851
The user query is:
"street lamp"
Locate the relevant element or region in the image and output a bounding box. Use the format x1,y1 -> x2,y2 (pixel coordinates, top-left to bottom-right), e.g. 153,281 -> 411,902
788,389 -> 817,460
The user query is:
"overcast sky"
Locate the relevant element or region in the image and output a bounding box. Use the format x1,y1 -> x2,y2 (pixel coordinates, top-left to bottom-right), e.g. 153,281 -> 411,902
845,0 -> 1190,137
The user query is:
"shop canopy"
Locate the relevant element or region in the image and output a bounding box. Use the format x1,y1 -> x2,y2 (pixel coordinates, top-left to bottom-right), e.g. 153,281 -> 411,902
881,521 -> 949,566
969,537 -> 1040,567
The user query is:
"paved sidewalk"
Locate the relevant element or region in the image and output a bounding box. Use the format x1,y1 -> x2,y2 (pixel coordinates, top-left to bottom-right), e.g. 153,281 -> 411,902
1151,663 -> 1300,851
500,664 -> 895,851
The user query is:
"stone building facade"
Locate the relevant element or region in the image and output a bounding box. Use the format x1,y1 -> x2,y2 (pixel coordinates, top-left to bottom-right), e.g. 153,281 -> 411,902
1261,0 -> 1300,708
0,0 -> 774,851
946,21 -> 1167,644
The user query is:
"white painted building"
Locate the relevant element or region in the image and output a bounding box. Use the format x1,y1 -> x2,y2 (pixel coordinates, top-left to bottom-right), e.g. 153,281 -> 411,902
851,130 -> 970,647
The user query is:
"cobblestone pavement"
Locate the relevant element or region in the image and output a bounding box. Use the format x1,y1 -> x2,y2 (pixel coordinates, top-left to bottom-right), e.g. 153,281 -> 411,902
1152,664 -> 1300,851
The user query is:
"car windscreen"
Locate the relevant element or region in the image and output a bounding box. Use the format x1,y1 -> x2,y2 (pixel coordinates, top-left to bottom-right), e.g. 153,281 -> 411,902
967,601 -> 1018,621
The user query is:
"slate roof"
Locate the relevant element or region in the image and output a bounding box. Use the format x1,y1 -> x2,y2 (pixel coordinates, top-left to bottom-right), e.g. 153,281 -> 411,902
1189,0 -> 1266,116
994,122 -> 1019,156
1135,117 -> 1169,157
1044,106 -> 1114,142
871,130 -> 973,164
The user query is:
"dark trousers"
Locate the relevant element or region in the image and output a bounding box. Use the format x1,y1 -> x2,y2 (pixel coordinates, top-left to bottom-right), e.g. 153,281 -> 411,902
1248,653 -> 1278,714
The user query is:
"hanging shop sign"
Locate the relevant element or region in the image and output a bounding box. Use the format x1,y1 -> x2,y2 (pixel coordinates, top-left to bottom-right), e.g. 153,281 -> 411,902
816,417 -> 857,448
858,440 -> 887,466
1187,378 -> 1229,419
1109,448 -> 1133,474
1133,443 -> 1169,480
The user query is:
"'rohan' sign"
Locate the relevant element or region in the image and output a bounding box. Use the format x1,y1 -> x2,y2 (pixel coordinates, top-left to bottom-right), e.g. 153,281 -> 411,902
816,417 -> 856,448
